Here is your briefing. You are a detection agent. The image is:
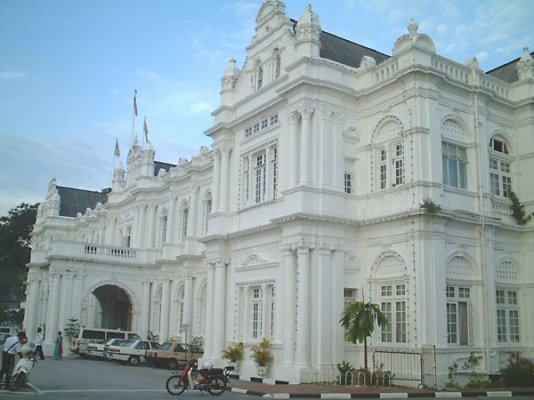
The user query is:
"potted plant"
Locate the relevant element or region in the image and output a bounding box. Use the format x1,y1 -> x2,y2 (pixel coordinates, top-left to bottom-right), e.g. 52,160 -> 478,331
222,342 -> 244,369
250,338 -> 272,377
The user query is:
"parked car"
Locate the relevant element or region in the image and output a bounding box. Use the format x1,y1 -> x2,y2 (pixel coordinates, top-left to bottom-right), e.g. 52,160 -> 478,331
86,338 -> 124,359
106,339 -> 161,366
71,327 -> 141,357
146,341 -> 203,369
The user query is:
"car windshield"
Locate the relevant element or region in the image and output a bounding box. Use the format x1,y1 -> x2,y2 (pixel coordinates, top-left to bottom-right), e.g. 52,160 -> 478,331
120,339 -> 136,347
161,342 -> 173,350
189,345 -> 203,353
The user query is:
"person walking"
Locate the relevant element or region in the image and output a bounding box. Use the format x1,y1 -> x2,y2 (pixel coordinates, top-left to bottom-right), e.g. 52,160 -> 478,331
35,327 -> 45,360
53,331 -> 63,360
0,331 -> 26,389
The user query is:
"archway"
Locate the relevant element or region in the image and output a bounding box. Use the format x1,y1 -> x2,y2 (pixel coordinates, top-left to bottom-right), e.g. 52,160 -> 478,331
92,285 -> 132,330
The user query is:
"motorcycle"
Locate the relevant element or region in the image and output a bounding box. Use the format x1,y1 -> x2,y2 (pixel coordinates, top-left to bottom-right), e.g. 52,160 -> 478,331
166,359 -> 234,396
9,343 -> 37,392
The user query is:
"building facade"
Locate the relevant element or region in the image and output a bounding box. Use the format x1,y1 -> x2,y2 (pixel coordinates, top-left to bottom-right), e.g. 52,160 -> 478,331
25,0 -> 534,387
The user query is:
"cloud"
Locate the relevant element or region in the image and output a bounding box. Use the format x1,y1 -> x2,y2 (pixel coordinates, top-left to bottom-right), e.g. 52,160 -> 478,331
0,71 -> 26,80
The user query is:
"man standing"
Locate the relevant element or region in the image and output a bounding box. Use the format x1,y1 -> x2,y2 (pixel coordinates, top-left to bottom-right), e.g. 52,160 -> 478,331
0,331 -> 25,389
35,327 -> 45,360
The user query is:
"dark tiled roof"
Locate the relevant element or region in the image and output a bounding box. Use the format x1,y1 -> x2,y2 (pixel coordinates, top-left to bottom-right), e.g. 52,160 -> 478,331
486,51 -> 534,83
154,161 -> 175,176
320,31 -> 390,68
57,186 -> 109,217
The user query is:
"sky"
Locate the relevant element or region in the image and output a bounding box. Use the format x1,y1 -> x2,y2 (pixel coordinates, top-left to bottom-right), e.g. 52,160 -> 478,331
1,0 -> 533,217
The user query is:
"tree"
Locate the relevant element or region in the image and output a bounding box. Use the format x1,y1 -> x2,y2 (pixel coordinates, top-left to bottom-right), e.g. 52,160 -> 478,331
339,300 -> 388,371
0,203 -> 39,301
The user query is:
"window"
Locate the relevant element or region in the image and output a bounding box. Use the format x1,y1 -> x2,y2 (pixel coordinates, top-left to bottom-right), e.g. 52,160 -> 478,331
270,114 -> 278,125
489,137 -> 511,198
394,144 -> 404,186
446,286 -> 470,345
255,153 -> 267,203
257,65 -> 263,89
274,52 -> 281,79
244,113 -> 279,138
380,284 -> 406,343
181,207 -> 189,239
442,142 -> 468,189
496,289 -> 520,343
201,193 -> 212,236
241,143 -> 278,208
344,173 -> 353,194
380,150 -> 387,189
490,159 -> 512,198
377,143 -> 404,190
237,283 -> 275,341
272,148 -> 278,198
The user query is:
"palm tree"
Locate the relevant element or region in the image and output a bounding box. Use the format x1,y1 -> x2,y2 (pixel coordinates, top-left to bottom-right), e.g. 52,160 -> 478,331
339,300 -> 388,371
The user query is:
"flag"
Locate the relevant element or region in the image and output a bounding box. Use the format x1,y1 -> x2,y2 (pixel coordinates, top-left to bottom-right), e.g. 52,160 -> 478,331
114,138 -> 120,157
143,115 -> 150,144
133,89 -> 138,116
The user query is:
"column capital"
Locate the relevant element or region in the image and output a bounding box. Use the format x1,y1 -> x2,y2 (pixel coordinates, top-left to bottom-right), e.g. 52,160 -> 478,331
299,107 -> 314,119
288,110 -> 301,124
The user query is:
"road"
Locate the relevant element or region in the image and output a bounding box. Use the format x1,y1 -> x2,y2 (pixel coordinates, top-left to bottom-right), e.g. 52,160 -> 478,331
0,356 -> 247,400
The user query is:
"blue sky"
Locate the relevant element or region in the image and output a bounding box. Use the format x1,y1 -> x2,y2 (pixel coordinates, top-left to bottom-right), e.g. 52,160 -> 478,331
1,0 -> 533,216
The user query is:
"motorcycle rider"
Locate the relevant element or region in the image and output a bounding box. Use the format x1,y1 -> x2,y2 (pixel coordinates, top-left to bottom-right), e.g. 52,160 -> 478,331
0,331 -> 26,389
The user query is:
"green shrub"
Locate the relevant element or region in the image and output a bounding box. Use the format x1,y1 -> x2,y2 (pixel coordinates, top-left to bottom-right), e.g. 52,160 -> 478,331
337,361 -> 355,385
501,354 -> 534,387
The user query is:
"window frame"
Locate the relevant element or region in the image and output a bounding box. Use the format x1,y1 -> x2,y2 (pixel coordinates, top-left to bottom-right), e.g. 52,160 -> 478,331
442,141 -> 468,190
446,285 -> 471,346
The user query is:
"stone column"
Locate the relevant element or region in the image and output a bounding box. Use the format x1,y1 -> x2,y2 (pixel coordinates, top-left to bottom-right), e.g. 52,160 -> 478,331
315,246 -> 333,368
136,205 -> 146,248
25,271 -> 40,337
146,205 -> 156,248
45,273 -> 61,347
332,113 -> 344,190
219,148 -> 230,212
295,245 -> 311,367
204,263 -> 215,357
282,247 -> 296,365
212,261 -> 227,358
166,197 -> 177,244
159,279 -> 171,341
142,280 -> 151,338
71,273 -> 83,323
190,186 -> 199,238
213,151 -> 221,212
299,108 -> 313,186
261,283 -> 269,338
288,111 -> 300,188
319,110 -> 333,188
184,270 -> 194,327
265,147 -> 272,200
60,272 -> 75,330
242,287 -> 250,341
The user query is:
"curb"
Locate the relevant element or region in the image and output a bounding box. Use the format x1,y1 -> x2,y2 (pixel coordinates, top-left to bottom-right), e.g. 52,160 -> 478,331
229,388 -> 534,398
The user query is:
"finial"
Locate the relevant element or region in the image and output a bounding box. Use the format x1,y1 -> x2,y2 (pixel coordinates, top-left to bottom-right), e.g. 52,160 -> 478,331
408,18 -> 418,37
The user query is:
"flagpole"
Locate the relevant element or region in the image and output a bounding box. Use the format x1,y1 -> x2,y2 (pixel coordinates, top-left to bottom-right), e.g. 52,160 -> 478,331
131,89 -> 138,147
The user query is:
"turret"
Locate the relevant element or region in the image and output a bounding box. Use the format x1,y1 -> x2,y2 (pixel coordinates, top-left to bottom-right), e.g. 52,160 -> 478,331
295,5 -> 321,59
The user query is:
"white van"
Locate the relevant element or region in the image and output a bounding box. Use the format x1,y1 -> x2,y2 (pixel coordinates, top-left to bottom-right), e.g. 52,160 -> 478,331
71,328 -> 141,357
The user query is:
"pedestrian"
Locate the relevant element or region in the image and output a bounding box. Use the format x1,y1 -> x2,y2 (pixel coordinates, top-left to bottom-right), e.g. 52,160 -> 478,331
53,331 -> 63,360
0,331 -> 26,389
35,327 -> 45,360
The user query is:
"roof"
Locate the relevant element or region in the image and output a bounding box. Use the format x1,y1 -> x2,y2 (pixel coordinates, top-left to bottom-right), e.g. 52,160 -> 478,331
486,51 -> 534,83
56,186 -> 109,217
320,31 -> 390,68
154,161 -> 175,176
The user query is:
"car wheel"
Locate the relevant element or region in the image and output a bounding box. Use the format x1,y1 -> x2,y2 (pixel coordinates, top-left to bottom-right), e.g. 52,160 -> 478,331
167,358 -> 178,369
129,356 -> 140,366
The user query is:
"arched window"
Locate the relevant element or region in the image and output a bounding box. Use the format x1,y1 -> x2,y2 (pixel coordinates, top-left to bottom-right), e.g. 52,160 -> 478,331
257,65 -> 264,89
180,202 -> 189,240
274,50 -> 281,79
489,136 -> 512,198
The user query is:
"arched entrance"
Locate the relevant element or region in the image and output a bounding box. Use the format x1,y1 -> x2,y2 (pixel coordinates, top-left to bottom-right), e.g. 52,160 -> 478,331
93,285 -> 132,330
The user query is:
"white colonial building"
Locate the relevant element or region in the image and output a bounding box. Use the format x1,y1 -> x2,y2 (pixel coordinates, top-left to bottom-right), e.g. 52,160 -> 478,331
25,0 -> 534,387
